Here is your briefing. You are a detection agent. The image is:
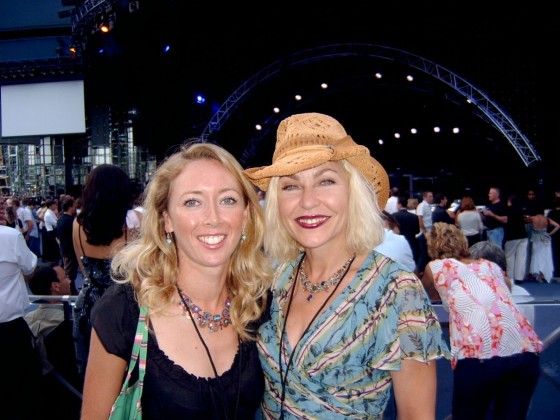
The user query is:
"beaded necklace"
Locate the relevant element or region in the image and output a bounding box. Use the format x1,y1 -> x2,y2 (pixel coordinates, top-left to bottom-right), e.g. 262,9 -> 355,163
176,286 -> 241,420
177,287 -> 231,333
299,255 -> 355,302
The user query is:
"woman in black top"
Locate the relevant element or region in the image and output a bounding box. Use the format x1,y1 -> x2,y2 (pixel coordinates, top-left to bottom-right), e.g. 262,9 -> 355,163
81,141 -> 272,419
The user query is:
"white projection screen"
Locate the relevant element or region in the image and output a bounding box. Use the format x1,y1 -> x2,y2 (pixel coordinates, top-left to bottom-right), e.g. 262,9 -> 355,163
1,80 -> 86,137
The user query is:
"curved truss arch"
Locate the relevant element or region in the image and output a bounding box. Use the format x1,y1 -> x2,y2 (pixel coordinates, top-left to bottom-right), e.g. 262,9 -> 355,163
201,43 -> 540,167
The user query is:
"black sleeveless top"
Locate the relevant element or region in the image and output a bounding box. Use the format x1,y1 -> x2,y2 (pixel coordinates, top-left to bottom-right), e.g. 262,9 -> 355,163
92,284 -> 265,420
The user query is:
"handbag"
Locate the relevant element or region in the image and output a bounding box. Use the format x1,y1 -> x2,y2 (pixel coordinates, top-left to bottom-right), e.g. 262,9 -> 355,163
109,305 -> 148,420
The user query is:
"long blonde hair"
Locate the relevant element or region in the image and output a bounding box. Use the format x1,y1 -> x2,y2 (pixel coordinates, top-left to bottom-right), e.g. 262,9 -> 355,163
111,141 -> 272,341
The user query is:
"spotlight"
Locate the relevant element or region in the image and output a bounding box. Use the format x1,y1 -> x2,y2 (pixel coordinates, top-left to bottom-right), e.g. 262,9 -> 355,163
99,13 -> 115,33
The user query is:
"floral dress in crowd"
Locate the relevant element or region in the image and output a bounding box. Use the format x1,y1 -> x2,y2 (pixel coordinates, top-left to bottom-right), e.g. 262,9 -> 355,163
427,258 -> 542,369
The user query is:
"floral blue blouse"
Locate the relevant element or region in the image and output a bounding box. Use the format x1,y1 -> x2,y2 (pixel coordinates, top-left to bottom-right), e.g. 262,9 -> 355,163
257,251 -> 450,419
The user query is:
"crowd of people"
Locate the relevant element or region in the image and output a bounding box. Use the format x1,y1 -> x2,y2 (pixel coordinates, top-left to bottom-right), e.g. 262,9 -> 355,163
384,185 -> 560,284
0,110 -> 553,419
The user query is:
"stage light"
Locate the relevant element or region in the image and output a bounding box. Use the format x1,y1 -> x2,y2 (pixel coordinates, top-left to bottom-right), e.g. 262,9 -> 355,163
99,12 -> 115,33
195,95 -> 206,104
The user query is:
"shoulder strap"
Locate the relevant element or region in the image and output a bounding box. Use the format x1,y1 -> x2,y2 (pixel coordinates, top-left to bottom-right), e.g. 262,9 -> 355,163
121,305 -> 148,388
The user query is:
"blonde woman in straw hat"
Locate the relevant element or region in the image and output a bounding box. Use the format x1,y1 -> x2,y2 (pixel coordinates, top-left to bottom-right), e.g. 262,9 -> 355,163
244,112 -> 450,419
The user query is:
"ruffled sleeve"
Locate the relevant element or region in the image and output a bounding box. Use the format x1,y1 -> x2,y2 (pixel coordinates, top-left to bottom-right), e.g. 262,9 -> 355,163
91,283 -> 139,361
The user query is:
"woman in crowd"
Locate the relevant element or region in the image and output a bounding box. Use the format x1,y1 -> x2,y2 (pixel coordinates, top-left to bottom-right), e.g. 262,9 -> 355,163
455,195 -> 484,247
72,163 -> 140,377
244,112 -> 449,419
81,141 -> 272,419
422,222 -> 542,420
527,212 -> 560,282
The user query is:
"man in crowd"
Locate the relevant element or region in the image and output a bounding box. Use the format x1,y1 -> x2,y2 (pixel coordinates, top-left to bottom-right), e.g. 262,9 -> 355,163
416,190 -> 434,275
482,187 -> 508,249
392,196 -> 420,268
56,197 -> 79,294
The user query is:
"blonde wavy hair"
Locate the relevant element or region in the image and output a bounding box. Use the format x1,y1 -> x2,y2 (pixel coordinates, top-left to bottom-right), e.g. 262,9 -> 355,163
262,160 -> 385,262
111,141 -> 272,341
426,222 -> 471,260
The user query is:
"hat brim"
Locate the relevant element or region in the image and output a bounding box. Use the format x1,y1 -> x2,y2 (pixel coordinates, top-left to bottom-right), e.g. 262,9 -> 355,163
244,145 -> 334,191
244,146 -> 389,207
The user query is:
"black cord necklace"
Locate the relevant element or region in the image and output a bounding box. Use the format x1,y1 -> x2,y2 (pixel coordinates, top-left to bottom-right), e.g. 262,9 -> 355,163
176,286 -> 241,420
277,253 -> 356,419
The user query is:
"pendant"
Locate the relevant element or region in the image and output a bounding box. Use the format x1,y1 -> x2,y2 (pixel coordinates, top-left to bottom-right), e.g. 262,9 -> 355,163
306,294 -> 314,302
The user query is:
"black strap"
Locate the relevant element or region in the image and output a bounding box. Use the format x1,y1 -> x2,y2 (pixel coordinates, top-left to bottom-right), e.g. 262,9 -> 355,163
176,286 -> 240,420
278,254 -> 355,419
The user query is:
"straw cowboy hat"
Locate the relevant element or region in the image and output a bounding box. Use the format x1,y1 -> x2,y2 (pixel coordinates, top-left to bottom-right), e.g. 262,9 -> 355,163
244,112 -> 389,207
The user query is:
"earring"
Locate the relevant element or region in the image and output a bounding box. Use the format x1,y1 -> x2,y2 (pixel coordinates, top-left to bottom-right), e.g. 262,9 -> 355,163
166,232 -> 173,245
241,229 -> 247,242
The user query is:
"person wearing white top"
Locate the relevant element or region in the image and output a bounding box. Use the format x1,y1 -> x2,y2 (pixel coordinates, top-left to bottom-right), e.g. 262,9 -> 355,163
376,228 -> 416,272
0,224 -> 41,419
42,199 -> 60,262
416,191 -> 434,274
376,211 -> 417,272
384,187 -> 399,214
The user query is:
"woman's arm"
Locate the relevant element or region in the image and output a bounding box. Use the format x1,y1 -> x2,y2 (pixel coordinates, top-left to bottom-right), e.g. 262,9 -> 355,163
548,217 -> 560,236
391,359 -> 437,420
420,265 -> 441,302
81,329 -> 127,419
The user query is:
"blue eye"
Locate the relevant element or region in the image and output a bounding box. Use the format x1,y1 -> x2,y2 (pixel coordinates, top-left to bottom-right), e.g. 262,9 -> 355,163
184,199 -> 199,207
222,197 -> 238,205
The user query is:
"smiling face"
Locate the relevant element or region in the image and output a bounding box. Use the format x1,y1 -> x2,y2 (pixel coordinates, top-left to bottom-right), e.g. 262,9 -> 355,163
277,161 -> 350,252
163,158 -> 248,271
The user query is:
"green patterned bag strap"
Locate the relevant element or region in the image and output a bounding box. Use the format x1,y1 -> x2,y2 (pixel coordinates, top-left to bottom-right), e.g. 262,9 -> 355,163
121,305 -> 148,397
133,305 -> 148,383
